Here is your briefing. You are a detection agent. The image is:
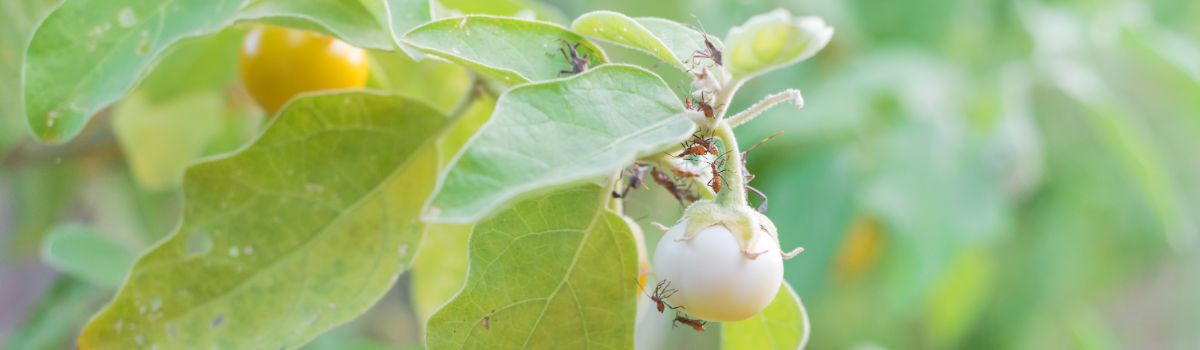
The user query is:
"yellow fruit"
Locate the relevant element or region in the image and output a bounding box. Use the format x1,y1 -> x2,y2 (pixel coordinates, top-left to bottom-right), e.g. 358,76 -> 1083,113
239,26 -> 368,115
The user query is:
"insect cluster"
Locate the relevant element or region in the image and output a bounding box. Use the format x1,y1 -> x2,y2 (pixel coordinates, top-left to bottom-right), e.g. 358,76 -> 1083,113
642,279 -> 708,332
613,16 -> 792,330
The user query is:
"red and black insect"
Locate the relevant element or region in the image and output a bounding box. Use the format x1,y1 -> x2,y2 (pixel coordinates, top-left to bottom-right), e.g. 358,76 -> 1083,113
684,92 -> 716,119
707,154 -> 728,194
558,40 -> 590,75
673,313 -> 708,332
612,163 -> 650,198
684,15 -> 722,68
643,280 -> 683,314
675,132 -> 718,158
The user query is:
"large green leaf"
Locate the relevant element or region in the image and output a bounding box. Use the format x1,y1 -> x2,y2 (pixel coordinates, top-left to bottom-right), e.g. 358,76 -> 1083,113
77,92 -> 452,349
402,15 -> 608,84
22,0 -> 246,143
571,11 -> 721,73
423,64 -> 695,223
236,0 -> 391,50
722,283 -> 810,350
723,9 -> 833,80
426,184 -> 639,349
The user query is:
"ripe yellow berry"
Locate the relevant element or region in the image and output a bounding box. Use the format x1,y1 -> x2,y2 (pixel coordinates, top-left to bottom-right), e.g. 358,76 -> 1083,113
239,26 -> 368,115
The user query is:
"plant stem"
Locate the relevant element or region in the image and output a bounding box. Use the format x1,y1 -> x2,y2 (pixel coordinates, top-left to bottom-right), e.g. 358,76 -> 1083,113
713,122 -> 746,206
713,78 -> 744,124
725,89 -> 804,128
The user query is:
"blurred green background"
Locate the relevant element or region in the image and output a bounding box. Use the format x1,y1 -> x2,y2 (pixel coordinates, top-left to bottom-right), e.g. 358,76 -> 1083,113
3,0 -> 1199,349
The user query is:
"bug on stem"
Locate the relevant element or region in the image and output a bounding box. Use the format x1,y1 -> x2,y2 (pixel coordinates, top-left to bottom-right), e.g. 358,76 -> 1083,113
675,132 -> 718,158
707,153 -> 729,194
684,91 -> 717,119
740,131 -> 783,212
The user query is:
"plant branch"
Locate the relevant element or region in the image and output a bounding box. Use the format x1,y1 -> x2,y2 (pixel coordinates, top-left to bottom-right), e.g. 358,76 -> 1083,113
713,123 -> 746,206
726,89 -> 804,128
712,78 -> 745,124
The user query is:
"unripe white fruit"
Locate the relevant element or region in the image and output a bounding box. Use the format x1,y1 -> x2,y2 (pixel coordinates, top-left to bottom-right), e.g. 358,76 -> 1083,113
653,219 -> 783,322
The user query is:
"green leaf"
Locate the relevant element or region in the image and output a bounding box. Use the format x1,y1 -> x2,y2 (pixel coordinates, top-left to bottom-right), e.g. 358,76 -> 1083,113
402,15 -> 608,84
426,184 -> 638,349
40,224 -> 137,289
571,11 -> 721,73
925,248 -> 993,347
436,93 -> 496,167
3,164 -> 78,257
411,223 -> 471,326
374,0 -> 431,57
435,0 -> 568,24
22,0 -> 246,143
77,92 -> 452,349
423,64 -> 695,223
722,283 -> 810,350
723,9 -> 833,80
367,51 -> 473,115
112,91 -> 224,190
0,0 -> 58,152
136,28 -> 243,103
236,0 -> 391,50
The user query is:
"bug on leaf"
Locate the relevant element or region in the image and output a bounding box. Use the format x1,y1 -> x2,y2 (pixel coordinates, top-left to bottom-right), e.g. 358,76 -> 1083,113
673,313 -> 708,332
558,40 -> 590,75
481,309 -> 495,330
684,15 -> 722,68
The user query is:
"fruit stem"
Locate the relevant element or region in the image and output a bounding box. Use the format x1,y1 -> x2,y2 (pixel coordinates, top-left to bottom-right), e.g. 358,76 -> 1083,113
713,123 -> 747,206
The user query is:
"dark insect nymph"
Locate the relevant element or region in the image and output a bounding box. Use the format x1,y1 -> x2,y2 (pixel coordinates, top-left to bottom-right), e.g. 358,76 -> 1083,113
558,40 -> 590,75
684,15 -> 722,68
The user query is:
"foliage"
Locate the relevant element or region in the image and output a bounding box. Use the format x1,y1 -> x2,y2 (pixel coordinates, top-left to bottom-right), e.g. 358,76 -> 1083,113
3,0 -> 1200,349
